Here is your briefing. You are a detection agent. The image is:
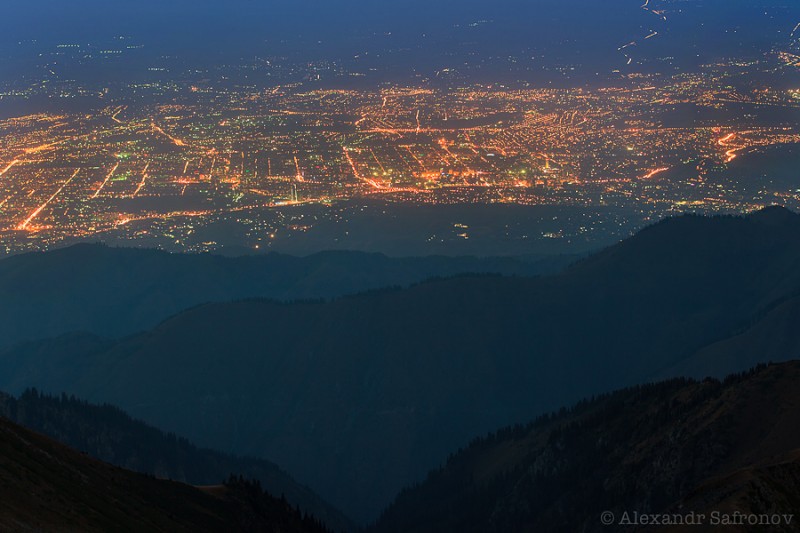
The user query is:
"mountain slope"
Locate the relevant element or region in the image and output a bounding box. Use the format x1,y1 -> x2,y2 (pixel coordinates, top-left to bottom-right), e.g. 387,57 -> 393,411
0,244 -> 564,349
649,453 -> 800,533
0,416 -> 331,533
0,389 -> 354,533
371,362 -> 800,533
2,208 -> 800,522
663,292 -> 800,379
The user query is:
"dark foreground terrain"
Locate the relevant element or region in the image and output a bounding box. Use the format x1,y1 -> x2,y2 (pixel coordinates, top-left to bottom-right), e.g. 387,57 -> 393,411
0,416 -> 331,532
0,389 -> 354,532
372,362 -> 800,533
5,362 -> 800,532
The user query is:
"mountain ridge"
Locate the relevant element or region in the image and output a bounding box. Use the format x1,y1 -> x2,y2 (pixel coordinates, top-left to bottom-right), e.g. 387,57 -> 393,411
0,243 -> 570,350
2,208 -> 800,522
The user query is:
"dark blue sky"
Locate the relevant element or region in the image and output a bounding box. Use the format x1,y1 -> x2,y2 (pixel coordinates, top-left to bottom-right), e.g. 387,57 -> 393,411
1,0 -> 507,41
0,0 -> 522,64
0,0 -> 795,72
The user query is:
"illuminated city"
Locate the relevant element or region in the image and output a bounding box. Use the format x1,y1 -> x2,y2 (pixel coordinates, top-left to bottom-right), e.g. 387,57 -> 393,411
1,23 -> 800,255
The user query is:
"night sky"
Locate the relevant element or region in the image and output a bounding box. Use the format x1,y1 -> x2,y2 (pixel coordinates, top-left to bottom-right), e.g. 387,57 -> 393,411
1,0 -> 794,77
3,0 -> 792,47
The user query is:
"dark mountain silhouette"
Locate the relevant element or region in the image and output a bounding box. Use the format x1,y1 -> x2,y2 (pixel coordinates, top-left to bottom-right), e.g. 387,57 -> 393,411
0,416 -> 332,533
371,362 -> 800,533
0,389 -> 354,533
0,244 -> 567,349
2,207 -> 800,522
